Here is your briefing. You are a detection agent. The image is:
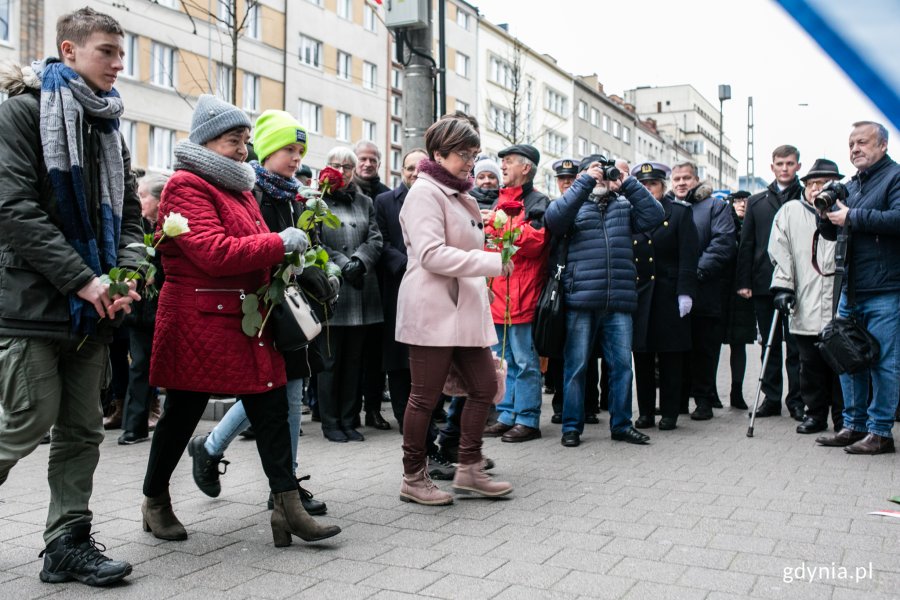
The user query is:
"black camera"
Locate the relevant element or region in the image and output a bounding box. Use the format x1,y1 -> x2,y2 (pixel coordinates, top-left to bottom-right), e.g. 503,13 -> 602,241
813,181 -> 848,216
597,156 -> 621,181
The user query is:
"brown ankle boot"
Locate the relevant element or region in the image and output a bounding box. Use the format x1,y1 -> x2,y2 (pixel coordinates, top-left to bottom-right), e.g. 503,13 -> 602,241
400,469 -> 453,505
270,490 -> 340,546
452,462 -> 513,497
103,398 -> 124,430
148,396 -> 162,431
142,491 -> 187,540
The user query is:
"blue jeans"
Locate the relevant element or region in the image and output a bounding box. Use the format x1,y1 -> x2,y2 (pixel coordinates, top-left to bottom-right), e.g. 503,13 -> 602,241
837,291 -> 900,438
562,309 -> 633,435
492,323 -> 542,428
206,378 -> 304,473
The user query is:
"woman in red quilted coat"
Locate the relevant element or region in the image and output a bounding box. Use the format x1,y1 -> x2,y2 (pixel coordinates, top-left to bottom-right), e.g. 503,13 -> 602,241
141,95 -> 340,546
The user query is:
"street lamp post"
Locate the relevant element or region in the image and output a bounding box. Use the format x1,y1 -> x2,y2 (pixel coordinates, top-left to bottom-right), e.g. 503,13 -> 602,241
718,84 -> 731,189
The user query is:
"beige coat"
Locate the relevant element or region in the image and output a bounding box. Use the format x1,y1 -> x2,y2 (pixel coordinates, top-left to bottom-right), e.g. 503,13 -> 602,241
768,200 -> 836,335
395,171 -> 502,347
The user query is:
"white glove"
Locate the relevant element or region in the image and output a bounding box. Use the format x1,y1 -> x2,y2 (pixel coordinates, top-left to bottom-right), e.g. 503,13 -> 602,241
278,227 -> 309,254
678,295 -> 692,318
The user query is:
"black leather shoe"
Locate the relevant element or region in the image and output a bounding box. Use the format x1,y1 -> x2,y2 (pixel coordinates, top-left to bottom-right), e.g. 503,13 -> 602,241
118,431 -> 149,445
188,434 -> 228,497
730,390 -> 748,410
238,427 -> 255,439
344,428 -> 365,442
753,400 -> 782,418
561,431 -> 581,447
690,404 -> 713,421
711,397 -> 723,409
796,417 -> 827,434
634,415 -> 655,429
657,417 -> 677,430
611,427 -> 650,445
297,476 -> 327,515
365,410 -> 391,430
551,413 -> 562,424
39,523 -> 132,586
584,413 -> 600,425
789,404 -> 806,422
323,428 -> 348,443
844,433 -> 895,455
816,428 -> 866,447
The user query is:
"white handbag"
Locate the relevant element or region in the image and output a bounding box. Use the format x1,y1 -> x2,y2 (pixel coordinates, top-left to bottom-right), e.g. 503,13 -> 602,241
271,285 -> 322,351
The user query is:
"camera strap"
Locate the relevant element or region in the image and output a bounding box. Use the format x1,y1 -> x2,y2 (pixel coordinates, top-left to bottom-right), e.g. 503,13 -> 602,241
828,227 -> 852,316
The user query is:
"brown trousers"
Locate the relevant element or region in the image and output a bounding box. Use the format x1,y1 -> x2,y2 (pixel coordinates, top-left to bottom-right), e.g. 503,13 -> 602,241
402,345 -> 496,474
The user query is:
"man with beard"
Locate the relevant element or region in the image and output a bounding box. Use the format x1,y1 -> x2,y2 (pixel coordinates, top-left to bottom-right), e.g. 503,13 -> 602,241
736,145 -> 804,420
670,162 -> 736,421
352,139 -> 391,201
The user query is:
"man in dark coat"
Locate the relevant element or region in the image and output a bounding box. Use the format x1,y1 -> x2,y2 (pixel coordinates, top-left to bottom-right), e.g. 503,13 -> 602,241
736,145 -> 804,420
631,163 -> 699,430
669,162 -> 736,421
0,7 -> 141,585
352,139 -> 391,201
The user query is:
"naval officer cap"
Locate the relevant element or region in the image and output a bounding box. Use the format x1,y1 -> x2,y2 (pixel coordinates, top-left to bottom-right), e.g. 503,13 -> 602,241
631,162 -> 671,182
552,158 -> 579,177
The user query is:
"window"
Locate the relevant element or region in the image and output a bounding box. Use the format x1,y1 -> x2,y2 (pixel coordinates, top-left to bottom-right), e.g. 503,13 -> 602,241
545,88 -> 567,117
245,3 -> 260,39
623,126 -> 631,144
299,35 -> 322,68
120,119 -> 137,153
149,126 -> 175,170
0,0 -> 6,43
391,94 -> 402,118
577,137 -> 588,156
306,0 -> 323,6
456,9 -> 469,30
577,101 -> 587,120
602,114 -> 610,132
335,112 -> 351,142
489,104 -> 513,137
391,67 -> 402,90
364,4 -> 377,31
590,108 -> 599,127
456,100 -> 470,115
363,61 -> 377,90
298,99 -> 322,133
546,131 -> 567,156
336,51 -> 351,80
613,120 -> 621,139
698,166 -> 707,180
391,175 -> 401,189
489,55 -> 515,90
337,0 -> 351,20
363,119 -> 376,142
391,121 -> 401,145
150,42 -> 175,88
390,149 -> 401,171
156,0 -> 177,7
217,0 -> 233,28
590,143 -> 599,154
122,33 -> 138,79
242,73 -> 260,113
215,63 -> 233,101
455,52 -> 469,78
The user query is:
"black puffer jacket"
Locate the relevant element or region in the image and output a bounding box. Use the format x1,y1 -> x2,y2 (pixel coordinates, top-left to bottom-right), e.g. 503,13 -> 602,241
0,65 -> 143,340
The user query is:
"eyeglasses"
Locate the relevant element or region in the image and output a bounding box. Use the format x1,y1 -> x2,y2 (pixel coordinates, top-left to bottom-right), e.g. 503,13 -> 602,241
453,150 -> 480,163
328,163 -> 355,171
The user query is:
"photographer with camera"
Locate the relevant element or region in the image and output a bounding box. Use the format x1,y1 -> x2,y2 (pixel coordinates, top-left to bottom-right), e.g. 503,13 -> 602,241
767,159 -> 845,435
544,154 -> 664,447
815,121 -> 900,455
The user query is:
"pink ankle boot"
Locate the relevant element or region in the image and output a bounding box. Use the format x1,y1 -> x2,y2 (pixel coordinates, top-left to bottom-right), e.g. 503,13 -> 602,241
452,462 -> 512,497
400,469 -> 453,505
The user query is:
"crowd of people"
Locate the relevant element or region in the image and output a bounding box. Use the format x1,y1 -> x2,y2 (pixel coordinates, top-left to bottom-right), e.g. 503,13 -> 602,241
0,7 -> 897,589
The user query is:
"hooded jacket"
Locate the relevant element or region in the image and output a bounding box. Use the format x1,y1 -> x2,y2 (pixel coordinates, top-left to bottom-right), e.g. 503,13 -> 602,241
736,177 -> 803,296
544,174 -> 664,312
0,62 -> 143,340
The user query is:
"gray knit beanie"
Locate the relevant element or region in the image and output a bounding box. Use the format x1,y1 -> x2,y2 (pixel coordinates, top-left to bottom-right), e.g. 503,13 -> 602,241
473,156 -> 501,181
189,94 -> 252,144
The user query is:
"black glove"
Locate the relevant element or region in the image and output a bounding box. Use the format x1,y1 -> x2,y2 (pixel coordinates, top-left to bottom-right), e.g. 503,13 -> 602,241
341,257 -> 366,290
696,268 -> 709,283
772,289 -> 796,314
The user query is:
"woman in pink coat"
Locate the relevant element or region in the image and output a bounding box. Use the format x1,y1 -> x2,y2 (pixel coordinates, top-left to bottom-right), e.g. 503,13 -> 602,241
396,116 -> 514,505
141,95 -> 339,546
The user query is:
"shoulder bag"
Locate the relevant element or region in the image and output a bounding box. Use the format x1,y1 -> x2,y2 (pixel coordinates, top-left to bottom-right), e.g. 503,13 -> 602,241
532,234 -> 569,358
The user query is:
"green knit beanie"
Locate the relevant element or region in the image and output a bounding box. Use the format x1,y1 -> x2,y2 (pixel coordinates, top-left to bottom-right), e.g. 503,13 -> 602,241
253,110 -> 309,163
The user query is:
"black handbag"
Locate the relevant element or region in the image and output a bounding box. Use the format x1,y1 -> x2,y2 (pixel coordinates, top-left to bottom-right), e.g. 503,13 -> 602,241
271,285 -> 322,352
532,235 -> 569,358
815,228 -> 880,374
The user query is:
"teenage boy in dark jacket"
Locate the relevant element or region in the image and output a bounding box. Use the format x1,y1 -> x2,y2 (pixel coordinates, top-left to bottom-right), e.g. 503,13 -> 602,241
736,145 -> 804,420
544,155 -> 664,448
815,121 -> 900,455
0,7 -> 142,586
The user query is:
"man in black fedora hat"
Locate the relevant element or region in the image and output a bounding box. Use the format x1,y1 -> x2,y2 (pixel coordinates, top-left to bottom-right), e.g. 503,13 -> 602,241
767,158 -> 845,435
736,145 -> 805,421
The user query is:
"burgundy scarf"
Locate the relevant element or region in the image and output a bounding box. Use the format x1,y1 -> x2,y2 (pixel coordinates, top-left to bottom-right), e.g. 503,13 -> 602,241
417,158 -> 474,193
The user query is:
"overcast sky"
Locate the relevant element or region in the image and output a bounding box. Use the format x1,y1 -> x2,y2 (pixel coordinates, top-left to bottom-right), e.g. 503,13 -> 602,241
471,0 -> 899,182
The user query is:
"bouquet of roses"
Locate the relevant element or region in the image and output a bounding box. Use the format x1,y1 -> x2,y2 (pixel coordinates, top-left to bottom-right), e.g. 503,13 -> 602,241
485,198 -> 523,363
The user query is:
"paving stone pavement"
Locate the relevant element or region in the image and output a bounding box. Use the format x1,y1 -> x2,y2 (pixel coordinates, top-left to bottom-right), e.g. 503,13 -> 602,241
1,349 -> 898,599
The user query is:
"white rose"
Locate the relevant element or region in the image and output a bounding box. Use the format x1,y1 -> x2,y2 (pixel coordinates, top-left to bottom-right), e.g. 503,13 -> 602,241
492,209 -> 508,229
162,212 -> 190,237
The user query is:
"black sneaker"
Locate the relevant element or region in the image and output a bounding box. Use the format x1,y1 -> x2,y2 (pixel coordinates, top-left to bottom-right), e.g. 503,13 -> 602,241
117,431 -> 149,445
39,523 -> 132,586
188,435 -> 229,497
427,452 -> 456,480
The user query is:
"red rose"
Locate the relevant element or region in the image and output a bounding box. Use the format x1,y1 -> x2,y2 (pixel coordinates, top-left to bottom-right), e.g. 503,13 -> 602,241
318,167 -> 345,194
495,198 -> 524,217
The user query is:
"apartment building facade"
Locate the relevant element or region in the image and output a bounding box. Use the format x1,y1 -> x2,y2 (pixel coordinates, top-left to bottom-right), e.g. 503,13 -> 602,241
573,75 -> 636,169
